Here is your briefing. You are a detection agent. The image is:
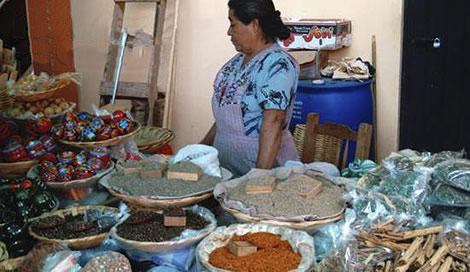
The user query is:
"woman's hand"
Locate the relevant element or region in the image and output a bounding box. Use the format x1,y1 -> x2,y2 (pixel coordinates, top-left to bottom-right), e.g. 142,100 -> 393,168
200,122 -> 216,146
256,109 -> 285,169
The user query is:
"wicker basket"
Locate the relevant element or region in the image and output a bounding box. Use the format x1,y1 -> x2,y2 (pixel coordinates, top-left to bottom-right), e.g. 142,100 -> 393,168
9,78 -> 72,102
135,126 -> 175,154
220,203 -> 344,233
111,206 -> 217,252
293,124 -> 340,164
28,205 -> 119,250
107,188 -> 213,210
4,102 -> 77,122
56,123 -> 141,149
0,256 -> 25,272
293,124 -> 306,159
0,88 -> 13,109
0,160 -> 38,178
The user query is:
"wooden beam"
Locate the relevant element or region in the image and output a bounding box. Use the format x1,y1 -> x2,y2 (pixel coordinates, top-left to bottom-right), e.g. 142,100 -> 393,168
147,0 -> 166,125
99,81 -> 149,98
103,2 -> 125,82
158,0 -> 179,128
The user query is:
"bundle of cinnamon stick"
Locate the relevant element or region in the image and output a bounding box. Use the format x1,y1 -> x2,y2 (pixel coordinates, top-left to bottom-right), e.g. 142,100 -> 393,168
355,221 -> 469,272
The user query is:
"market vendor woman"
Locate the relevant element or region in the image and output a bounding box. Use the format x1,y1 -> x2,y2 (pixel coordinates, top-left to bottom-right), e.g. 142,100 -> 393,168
201,0 -> 299,177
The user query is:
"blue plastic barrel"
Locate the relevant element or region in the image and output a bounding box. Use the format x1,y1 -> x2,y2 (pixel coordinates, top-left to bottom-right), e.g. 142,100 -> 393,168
290,78 -> 374,164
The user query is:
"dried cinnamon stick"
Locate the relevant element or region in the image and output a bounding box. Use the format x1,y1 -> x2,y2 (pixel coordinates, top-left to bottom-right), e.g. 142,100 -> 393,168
391,226 -> 443,241
397,236 -> 424,266
425,234 -> 437,258
417,244 -> 449,272
384,260 -> 392,272
437,256 -> 453,272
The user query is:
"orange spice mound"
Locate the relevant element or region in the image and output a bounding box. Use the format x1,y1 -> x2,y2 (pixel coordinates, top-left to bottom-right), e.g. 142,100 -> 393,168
209,232 -> 301,272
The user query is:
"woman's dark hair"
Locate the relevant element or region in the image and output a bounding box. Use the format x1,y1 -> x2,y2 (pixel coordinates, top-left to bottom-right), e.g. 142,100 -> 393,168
228,0 -> 290,40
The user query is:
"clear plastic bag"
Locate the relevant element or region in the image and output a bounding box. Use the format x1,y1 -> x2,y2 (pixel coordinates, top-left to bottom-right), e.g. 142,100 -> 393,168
428,184 -> 470,207
423,149 -> 465,168
39,251 -> 82,272
432,159 -> 470,192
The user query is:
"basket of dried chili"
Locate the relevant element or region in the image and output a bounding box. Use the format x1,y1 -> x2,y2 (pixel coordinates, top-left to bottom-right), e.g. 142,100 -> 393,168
196,223 -> 315,272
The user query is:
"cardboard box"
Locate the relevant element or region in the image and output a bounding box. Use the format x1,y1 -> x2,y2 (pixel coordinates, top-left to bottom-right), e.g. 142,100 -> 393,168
278,19 -> 352,50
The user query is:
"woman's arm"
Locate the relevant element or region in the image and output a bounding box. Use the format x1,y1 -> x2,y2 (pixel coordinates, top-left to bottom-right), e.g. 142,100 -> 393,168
256,109 -> 286,169
200,122 -> 217,146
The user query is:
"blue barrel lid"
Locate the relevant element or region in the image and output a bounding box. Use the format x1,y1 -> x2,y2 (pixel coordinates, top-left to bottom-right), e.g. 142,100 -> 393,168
298,78 -> 374,89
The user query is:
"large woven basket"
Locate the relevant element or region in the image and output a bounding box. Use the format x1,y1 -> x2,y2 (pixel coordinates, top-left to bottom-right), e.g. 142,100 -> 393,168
56,123 -> 141,149
220,203 -> 343,233
0,256 -> 25,272
135,126 -> 175,154
107,188 -> 213,210
111,206 -> 217,252
28,205 -> 119,250
0,88 -> 13,109
9,78 -> 72,102
4,102 -> 77,123
0,160 -> 38,178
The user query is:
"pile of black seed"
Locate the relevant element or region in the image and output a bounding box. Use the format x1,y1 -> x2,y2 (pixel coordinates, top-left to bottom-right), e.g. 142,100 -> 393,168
31,214 -> 109,239
163,206 -> 185,216
116,210 -> 209,242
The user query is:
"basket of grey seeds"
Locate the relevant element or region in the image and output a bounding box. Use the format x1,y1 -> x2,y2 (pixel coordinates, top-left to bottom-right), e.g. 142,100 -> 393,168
214,167 -> 345,232
101,160 -> 231,209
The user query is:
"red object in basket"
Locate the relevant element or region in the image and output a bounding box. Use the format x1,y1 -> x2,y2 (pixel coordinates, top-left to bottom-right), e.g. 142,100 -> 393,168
156,144 -> 174,155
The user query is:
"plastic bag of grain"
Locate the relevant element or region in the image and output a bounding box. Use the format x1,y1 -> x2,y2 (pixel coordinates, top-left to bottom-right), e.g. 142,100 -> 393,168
172,144 -> 221,177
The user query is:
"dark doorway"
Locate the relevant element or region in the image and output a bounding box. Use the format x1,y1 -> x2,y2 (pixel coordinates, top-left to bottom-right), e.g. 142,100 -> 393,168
400,0 -> 470,156
0,0 -> 31,77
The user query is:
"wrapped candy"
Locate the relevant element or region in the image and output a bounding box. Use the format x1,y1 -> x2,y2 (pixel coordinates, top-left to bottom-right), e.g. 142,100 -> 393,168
87,157 -> 106,170
57,163 -> 73,182
72,165 -> 96,179
39,163 -> 59,183
73,152 -> 88,166
91,118 -> 105,133
88,146 -> 110,163
117,118 -> 133,134
51,125 -> 64,139
97,125 -> 112,141
39,135 -> 57,153
57,151 -> 76,165
40,153 -> 58,164
2,142 -> 29,162
112,110 -> 125,121
63,112 -> 79,123
64,120 -> 77,131
81,126 -> 97,142
111,129 -> 120,138
64,129 -> 77,142
78,112 -> 93,122
25,140 -> 46,159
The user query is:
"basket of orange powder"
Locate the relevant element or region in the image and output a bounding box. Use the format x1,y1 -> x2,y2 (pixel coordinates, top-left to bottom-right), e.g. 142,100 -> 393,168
196,223 -> 315,272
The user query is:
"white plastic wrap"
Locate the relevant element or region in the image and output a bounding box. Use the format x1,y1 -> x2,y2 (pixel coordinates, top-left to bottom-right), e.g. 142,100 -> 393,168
171,144 -> 221,178
196,223 -> 315,272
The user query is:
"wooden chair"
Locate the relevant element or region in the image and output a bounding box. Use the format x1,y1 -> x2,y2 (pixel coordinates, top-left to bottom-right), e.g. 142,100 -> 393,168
301,113 -> 373,168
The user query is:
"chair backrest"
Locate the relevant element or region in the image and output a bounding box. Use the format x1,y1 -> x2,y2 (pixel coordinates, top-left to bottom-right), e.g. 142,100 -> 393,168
301,113 -> 372,168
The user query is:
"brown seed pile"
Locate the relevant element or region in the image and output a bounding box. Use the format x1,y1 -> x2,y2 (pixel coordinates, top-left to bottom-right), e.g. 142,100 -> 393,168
116,211 -> 208,242
209,232 -> 301,272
